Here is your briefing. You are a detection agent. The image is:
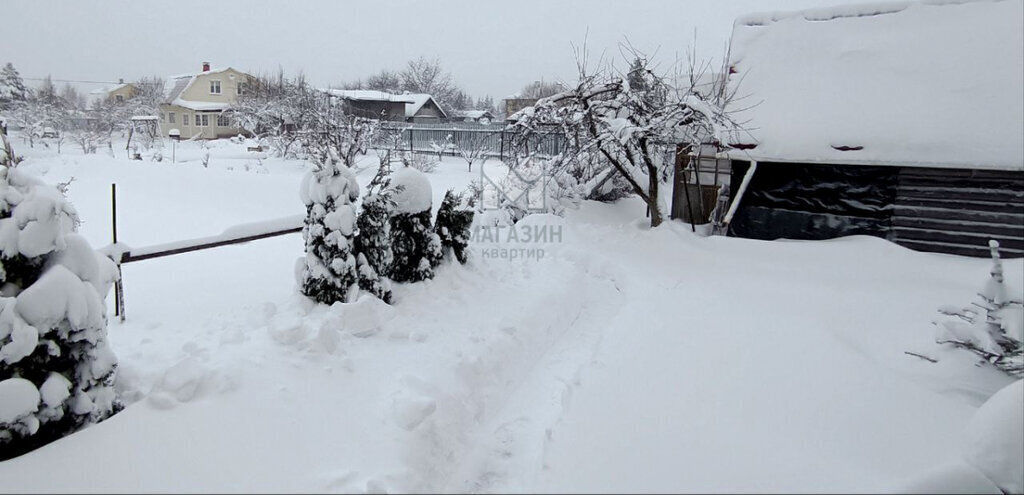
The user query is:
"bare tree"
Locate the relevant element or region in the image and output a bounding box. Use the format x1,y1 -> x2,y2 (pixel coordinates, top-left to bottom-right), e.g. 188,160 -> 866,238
454,130 -> 494,172
508,46 -> 739,227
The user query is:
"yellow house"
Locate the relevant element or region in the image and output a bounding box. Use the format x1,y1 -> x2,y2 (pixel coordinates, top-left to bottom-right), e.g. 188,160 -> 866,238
89,79 -> 138,104
159,62 -> 251,140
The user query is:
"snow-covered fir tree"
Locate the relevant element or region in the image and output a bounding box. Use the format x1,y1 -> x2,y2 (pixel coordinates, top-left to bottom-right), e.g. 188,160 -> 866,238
388,167 -> 442,283
434,189 -> 474,264
0,155 -> 121,460
935,240 -> 1024,376
297,150 -> 360,305
354,163 -> 395,303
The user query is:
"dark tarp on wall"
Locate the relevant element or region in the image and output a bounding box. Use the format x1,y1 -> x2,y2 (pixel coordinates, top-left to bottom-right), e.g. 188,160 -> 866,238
727,161 -> 899,241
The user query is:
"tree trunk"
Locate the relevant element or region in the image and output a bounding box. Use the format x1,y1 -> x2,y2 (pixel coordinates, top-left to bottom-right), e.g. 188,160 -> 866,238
648,164 -> 662,227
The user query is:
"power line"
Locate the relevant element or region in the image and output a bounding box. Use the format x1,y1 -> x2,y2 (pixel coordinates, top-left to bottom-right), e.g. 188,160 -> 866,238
22,77 -> 121,85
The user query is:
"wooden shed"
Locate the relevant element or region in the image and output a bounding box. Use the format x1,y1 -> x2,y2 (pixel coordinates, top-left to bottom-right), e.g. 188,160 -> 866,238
721,0 -> 1024,257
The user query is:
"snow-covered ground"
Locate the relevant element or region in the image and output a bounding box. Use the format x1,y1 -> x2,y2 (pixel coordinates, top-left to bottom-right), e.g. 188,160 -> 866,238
0,136 -> 1020,493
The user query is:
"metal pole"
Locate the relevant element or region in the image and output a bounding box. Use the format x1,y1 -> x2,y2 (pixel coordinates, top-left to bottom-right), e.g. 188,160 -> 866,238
112,184 -> 126,322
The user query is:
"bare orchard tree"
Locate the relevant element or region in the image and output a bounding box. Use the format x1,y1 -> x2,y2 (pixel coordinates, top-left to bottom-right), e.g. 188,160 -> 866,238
302,90 -> 379,169
232,70 -> 318,158
508,47 -> 738,227
454,130 -> 494,172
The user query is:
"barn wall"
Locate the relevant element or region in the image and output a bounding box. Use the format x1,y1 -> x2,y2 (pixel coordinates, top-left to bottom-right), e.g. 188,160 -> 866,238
727,161 -> 898,241
726,161 -> 1024,258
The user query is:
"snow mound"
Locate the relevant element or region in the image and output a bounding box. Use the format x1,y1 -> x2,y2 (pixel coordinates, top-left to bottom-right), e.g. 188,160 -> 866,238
337,294 -> 397,338
0,377 -> 39,424
152,357 -> 211,404
392,391 -> 436,431
962,379 -> 1024,494
390,167 -> 432,214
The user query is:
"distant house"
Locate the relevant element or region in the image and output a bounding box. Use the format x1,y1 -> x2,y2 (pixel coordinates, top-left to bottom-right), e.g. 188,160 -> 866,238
402,93 -> 447,124
503,97 -> 538,122
452,109 -> 494,124
89,79 -> 137,105
721,0 -> 1024,258
325,89 -> 408,121
159,62 -> 252,140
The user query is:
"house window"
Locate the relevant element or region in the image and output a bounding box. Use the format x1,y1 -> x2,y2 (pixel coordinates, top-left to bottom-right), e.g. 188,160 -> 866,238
182,114 -> 189,126
115,94 -> 124,103
210,80 -> 221,94
236,82 -> 246,96
168,112 -> 176,124
217,114 -> 230,127
196,114 -> 209,127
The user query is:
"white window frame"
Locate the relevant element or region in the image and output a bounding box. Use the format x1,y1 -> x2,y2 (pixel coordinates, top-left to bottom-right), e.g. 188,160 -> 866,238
115,94 -> 124,103
196,114 -> 209,127
182,114 -> 189,126
210,80 -> 221,94
216,113 -> 230,127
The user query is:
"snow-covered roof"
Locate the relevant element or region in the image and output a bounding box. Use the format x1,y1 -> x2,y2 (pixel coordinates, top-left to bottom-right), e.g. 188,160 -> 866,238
725,0 -> 1024,170
325,89 -> 410,103
403,93 -> 447,119
456,110 -> 494,119
162,66 -> 242,111
89,83 -> 130,96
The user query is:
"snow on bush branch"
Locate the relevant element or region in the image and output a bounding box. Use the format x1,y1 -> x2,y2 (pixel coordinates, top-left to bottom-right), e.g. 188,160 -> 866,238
934,240 -> 1024,377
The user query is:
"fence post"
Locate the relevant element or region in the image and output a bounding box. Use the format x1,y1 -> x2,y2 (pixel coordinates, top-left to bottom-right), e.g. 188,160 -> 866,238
111,184 -> 126,322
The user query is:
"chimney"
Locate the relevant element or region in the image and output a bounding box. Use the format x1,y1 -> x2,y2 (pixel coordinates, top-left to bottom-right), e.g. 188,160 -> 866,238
202,61 -> 210,72
118,78 -> 124,84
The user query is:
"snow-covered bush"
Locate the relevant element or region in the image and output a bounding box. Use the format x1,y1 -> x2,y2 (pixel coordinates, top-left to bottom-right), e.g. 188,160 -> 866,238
935,240 -> 1024,377
354,166 -> 396,303
388,167 -> 442,283
434,189 -> 474,264
403,152 -> 438,174
297,153 -> 360,305
0,165 -> 121,461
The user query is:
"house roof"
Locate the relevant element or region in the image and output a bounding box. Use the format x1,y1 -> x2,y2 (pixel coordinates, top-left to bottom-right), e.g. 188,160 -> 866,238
162,67 -> 243,111
325,89 -> 409,103
724,0 -> 1024,171
89,83 -> 131,96
403,93 -> 447,119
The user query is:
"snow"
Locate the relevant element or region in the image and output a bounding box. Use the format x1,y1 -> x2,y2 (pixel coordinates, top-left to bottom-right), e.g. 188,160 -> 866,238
389,166 -> 433,214
324,89 -> 411,103
895,461 -> 1002,494
0,377 -> 39,424
0,134 -> 1021,492
962,379 -> 1024,493
725,0 -> 1024,170
39,373 -> 71,408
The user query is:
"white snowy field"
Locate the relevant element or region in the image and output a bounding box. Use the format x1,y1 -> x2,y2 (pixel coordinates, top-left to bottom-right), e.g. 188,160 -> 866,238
0,136 -> 1020,493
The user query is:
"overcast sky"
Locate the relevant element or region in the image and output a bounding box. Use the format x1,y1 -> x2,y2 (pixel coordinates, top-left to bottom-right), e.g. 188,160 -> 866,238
5,0 -> 861,99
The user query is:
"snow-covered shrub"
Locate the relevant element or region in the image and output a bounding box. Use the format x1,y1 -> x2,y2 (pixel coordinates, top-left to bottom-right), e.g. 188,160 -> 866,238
0,166 -> 121,461
354,165 -> 395,303
434,189 -> 474,264
402,152 -> 438,174
297,153 -> 360,305
388,167 -> 442,283
934,240 -> 1023,377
